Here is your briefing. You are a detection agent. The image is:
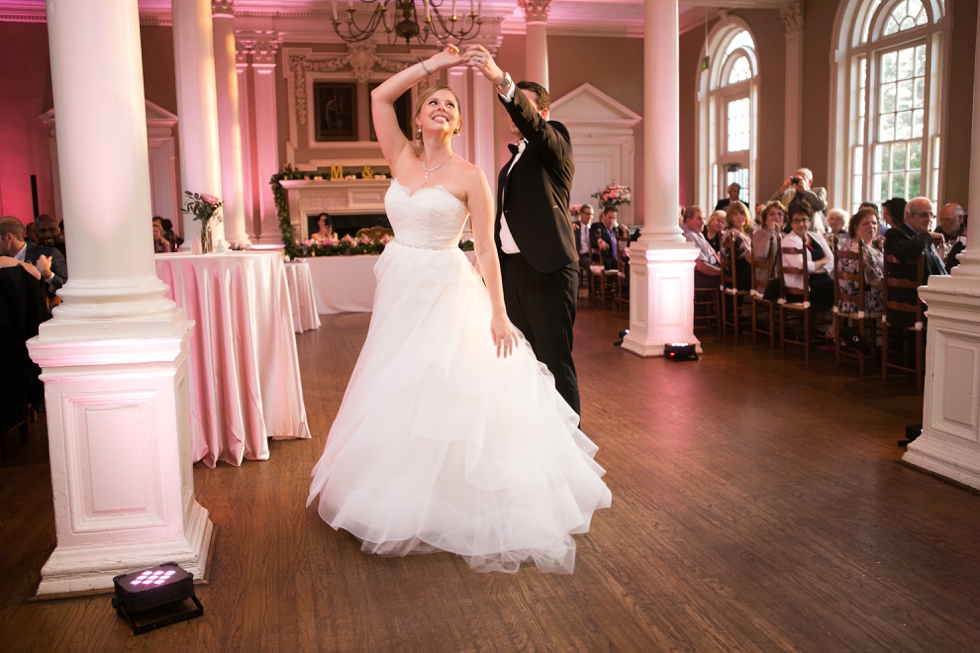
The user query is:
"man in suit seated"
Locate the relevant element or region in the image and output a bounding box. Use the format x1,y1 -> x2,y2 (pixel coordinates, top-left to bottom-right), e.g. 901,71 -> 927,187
571,203 -> 594,271
590,207 -> 628,271
35,214 -> 66,257
0,216 -> 68,297
883,197 -> 947,328
934,203 -> 965,243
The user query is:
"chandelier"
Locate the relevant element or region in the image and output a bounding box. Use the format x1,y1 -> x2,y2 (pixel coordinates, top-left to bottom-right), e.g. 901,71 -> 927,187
331,0 -> 484,46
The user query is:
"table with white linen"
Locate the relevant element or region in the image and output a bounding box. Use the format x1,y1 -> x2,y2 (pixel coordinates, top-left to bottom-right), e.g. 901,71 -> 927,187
155,251 -> 311,467
284,260 -> 321,332
302,251 -> 476,315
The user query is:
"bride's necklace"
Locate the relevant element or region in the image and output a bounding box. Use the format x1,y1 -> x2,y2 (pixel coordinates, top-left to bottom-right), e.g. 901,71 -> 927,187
421,152 -> 453,180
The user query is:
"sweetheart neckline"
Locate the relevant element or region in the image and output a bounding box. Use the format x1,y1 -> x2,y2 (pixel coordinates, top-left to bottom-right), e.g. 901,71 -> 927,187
391,179 -> 466,212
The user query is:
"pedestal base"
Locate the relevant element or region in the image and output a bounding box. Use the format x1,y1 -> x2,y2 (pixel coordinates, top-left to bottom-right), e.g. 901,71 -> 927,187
901,278 -> 980,491
28,321 -> 214,595
621,240 -> 700,358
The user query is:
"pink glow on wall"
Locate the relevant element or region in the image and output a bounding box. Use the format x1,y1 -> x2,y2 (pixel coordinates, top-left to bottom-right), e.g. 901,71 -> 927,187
0,23 -> 55,223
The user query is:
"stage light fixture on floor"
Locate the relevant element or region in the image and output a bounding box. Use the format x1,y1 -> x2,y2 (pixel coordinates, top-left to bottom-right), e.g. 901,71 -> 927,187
112,563 -> 203,635
664,342 -> 698,361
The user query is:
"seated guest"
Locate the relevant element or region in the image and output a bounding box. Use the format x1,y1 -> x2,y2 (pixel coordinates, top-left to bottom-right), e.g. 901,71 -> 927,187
311,213 -> 334,243
880,197 -> 906,237
771,168 -> 828,232
721,201 -> 754,290
25,221 -> 38,246
781,202 -> 834,313
754,203 -> 766,230
838,207 -> 884,315
0,215 -> 68,295
36,214 -> 66,257
704,210 -> 726,254
752,201 -> 786,283
680,206 -> 721,288
860,201 -> 879,216
714,183 -> 741,212
826,208 -> 849,247
883,197 -> 947,327
153,216 -> 181,250
572,203 -> 595,270
152,221 -> 175,253
590,206 -> 628,271
935,203 -> 965,242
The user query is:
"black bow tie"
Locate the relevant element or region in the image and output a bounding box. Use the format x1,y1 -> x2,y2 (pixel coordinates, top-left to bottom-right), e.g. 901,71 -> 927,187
508,143 -> 520,155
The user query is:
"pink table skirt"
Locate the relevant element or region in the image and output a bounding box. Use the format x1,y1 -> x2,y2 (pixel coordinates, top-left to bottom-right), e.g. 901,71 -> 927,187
155,251 -> 311,467
284,261 -> 321,332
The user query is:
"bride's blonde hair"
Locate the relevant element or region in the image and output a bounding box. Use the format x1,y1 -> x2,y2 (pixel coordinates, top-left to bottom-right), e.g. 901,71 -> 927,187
413,85 -> 462,140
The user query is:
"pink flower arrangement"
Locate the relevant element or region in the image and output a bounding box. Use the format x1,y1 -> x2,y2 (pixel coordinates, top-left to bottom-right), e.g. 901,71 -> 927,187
358,235 -> 372,245
380,234 -> 392,244
181,191 -> 223,224
341,234 -> 354,244
592,183 -> 632,210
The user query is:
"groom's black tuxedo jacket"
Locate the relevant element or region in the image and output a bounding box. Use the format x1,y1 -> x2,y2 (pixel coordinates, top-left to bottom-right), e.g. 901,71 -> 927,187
495,89 -> 578,274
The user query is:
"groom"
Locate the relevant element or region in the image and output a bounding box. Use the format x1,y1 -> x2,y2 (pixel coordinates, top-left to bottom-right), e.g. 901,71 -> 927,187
466,47 -> 581,416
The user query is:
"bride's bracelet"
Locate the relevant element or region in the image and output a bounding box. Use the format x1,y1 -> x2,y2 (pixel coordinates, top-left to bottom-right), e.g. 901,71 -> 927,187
420,60 -> 431,75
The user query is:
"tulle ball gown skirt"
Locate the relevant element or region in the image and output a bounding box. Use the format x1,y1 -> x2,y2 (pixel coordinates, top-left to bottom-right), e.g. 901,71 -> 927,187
308,241 -> 611,574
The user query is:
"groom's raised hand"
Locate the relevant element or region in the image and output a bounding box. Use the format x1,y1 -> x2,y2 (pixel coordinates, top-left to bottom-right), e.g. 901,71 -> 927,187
463,46 -> 506,87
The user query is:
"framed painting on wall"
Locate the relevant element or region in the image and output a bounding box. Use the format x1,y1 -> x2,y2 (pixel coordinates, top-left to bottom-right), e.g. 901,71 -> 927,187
368,84 -> 413,141
313,82 -> 357,141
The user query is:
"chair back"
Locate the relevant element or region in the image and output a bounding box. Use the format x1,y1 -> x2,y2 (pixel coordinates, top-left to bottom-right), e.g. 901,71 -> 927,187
834,241 -> 868,315
720,233 -> 739,291
779,235 -> 810,303
751,233 -> 777,297
883,251 -> 925,326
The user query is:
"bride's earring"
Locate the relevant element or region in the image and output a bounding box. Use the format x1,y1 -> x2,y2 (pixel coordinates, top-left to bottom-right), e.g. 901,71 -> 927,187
416,124 -> 422,138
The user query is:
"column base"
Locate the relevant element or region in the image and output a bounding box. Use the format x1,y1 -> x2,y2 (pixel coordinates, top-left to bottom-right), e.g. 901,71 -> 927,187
901,277 -> 980,491
621,239 -> 700,358
28,320 -> 214,595
37,504 -> 213,595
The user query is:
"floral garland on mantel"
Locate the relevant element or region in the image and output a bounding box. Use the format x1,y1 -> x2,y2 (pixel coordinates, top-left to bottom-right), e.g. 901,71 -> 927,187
269,164 -> 475,259
269,163 -> 304,260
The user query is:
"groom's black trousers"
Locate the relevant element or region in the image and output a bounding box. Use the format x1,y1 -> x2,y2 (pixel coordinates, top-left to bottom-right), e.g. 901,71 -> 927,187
499,253 -> 580,416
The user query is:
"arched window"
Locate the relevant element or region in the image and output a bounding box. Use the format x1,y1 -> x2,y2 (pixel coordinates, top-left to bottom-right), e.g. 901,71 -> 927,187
829,0 -> 948,214
696,22 -> 758,211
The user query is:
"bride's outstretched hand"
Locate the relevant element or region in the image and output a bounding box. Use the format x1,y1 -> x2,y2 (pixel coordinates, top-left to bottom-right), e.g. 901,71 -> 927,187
491,313 -> 519,358
427,44 -> 466,70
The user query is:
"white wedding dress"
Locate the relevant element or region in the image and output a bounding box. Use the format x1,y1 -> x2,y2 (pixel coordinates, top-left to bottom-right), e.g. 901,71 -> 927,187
307,179 -> 611,574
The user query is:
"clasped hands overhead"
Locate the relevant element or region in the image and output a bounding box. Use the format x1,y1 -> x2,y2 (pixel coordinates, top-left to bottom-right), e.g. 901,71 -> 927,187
430,45 -> 507,85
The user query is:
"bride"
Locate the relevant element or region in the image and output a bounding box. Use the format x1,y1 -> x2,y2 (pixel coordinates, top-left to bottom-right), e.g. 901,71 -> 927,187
307,45 -> 611,574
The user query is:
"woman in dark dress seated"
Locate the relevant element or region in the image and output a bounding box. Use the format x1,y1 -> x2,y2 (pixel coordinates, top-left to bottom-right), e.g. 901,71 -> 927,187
721,201 -> 754,291
780,201 -> 834,313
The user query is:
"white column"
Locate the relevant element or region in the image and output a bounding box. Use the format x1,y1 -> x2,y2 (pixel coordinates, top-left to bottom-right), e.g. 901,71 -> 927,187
902,10 -> 980,489
781,3 -> 803,174
172,0 -> 225,249
212,1 -> 250,247
252,39 -> 283,246
30,0 -> 212,594
621,0 -> 700,358
236,41 -> 257,242
520,0 -> 550,89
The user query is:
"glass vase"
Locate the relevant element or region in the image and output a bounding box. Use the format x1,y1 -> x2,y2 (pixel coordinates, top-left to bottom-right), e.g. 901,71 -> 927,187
200,220 -> 212,254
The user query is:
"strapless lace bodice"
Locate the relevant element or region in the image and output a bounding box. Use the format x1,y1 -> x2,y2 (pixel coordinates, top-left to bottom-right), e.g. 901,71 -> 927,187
385,179 -> 467,250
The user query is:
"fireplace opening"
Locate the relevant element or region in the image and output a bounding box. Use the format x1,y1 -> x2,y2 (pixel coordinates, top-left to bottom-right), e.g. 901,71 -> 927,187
306,213 -> 392,239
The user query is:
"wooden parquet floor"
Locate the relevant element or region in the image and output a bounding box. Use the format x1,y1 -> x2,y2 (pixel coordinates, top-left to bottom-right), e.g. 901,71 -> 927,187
2,306 -> 980,653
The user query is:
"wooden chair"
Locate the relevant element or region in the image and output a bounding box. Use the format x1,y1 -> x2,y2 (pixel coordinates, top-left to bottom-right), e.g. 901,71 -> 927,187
614,237 -> 630,311
833,241 -> 880,375
778,239 -> 815,360
882,252 -> 925,389
750,234 -> 778,347
719,234 -> 751,337
589,246 -> 618,309
694,287 -> 721,331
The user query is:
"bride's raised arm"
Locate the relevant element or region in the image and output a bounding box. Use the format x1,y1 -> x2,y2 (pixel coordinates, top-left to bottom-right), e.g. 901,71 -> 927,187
370,46 -> 465,174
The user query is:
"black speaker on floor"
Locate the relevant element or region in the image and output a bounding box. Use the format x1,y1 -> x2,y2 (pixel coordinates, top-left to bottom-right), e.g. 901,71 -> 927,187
664,342 -> 698,361
112,563 -> 203,635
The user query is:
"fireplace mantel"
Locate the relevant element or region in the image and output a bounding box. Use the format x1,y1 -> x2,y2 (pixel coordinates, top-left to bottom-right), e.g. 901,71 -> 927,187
280,178 -> 392,240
